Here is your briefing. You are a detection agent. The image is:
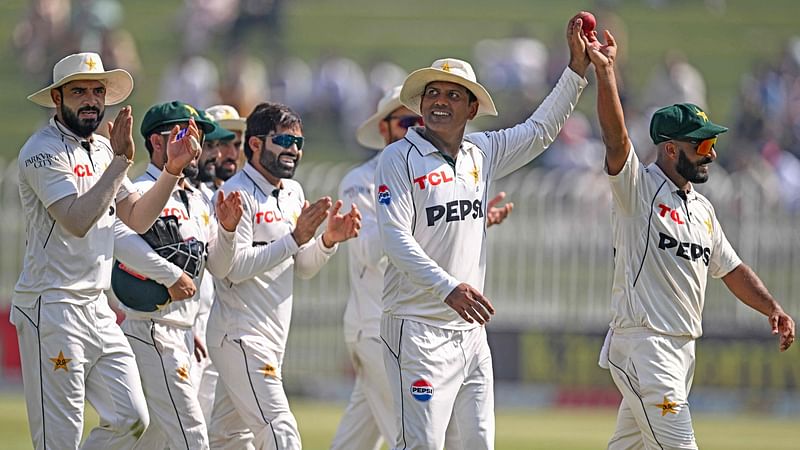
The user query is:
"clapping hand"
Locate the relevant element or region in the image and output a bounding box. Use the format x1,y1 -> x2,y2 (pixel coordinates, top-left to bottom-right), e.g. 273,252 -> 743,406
321,201 -> 361,247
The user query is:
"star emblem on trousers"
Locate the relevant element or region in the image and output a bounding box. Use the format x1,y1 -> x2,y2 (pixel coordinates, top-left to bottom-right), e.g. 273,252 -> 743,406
258,363 -> 277,378
656,396 -> 678,416
50,350 -> 72,372
177,364 -> 190,381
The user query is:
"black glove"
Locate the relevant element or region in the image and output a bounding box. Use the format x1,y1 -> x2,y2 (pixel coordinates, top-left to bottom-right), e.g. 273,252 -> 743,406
140,215 -> 206,278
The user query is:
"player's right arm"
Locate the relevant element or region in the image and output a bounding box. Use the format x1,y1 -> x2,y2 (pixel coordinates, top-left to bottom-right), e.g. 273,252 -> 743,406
586,29 -> 629,175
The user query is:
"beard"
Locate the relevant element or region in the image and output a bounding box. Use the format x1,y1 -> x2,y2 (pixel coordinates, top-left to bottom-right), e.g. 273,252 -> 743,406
676,149 -> 712,183
194,159 -> 216,182
60,103 -> 104,138
260,151 -> 298,179
215,158 -> 237,181
182,161 -> 199,180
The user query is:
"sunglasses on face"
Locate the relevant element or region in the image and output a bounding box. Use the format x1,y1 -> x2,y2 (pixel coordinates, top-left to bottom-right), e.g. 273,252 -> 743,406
659,134 -> 717,156
260,134 -> 304,150
387,115 -> 424,129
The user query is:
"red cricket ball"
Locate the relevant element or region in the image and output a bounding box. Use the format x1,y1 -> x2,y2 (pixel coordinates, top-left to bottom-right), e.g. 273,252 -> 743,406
578,11 -> 597,40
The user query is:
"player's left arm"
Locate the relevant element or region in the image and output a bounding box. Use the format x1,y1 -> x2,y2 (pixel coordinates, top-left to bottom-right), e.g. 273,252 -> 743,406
295,199 -> 361,280
722,264 -> 795,352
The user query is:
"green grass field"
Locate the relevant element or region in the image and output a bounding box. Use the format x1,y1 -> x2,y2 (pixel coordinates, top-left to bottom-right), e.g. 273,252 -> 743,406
1,393 -> 798,449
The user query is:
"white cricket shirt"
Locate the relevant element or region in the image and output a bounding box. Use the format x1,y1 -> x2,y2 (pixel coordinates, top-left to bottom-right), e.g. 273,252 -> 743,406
14,118 -> 136,306
206,163 -> 337,355
114,164 -> 235,327
375,67 -> 587,330
607,146 -> 741,338
338,155 -> 387,342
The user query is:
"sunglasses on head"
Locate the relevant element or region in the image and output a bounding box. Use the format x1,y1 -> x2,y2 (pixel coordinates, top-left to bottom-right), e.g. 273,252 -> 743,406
387,115 -> 424,129
659,134 -> 717,156
260,134 -> 304,150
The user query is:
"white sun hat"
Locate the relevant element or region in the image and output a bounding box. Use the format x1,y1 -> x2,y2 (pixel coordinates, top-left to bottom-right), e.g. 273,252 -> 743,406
399,58 -> 497,118
205,104 -> 247,132
355,86 -> 405,150
27,52 -> 133,108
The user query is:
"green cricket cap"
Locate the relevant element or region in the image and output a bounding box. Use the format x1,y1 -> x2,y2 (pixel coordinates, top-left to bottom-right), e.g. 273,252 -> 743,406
200,110 -> 235,142
140,100 -> 216,139
649,103 -> 728,144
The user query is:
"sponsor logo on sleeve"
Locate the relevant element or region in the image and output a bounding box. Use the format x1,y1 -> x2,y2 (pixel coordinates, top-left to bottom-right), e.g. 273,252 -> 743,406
377,185 -> 391,206
24,152 -> 56,168
410,379 -> 434,402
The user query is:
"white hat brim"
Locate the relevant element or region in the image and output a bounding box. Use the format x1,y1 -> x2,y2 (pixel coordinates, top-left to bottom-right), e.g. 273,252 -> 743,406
27,69 -> 134,108
217,118 -> 247,132
356,96 -> 403,150
399,68 -> 497,119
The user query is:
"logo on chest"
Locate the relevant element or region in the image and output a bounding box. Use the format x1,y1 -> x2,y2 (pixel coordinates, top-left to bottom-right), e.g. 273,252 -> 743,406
426,199 -> 483,226
414,170 -> 453,190
657,232 -> 710,266
255,210 -> 284,224
73,164 -> 94,177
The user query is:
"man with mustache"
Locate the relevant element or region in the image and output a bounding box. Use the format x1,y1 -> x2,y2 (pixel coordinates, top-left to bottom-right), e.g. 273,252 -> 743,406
206,101 -> 361,449
375,14 -> 591,449
586,27 -> 796,449
112,101 -> 244,450
12,52 -> 199,449
205,104 -> 248,189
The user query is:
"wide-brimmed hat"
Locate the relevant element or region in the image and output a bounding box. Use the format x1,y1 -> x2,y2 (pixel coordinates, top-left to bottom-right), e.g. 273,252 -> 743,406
650,103 -> 728,144
356,86 -> 404,150
400,58 -> 497,118
140,101 -> 216,139
28,52 -> 133,108
205,104 -> 247,132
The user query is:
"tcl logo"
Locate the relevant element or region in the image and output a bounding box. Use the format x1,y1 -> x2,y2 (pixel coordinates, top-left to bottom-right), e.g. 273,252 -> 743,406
426,199 -> 483,226
657,204 -> 684,225
657,232 -> 710,266
414,170 -> 453,190
162,208 -> 189,221
255,211 -> 283,224
73,164 -> 94,177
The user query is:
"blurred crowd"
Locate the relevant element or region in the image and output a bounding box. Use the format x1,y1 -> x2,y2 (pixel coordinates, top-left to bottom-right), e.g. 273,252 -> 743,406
12,0 -> 800,212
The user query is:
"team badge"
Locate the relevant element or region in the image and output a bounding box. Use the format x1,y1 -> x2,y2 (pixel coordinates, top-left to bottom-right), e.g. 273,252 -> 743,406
50,350 -> 72,372
377,185 -> 392,206
177,364 -> 190,381
656,396 -> 678,416
410,379 -> 433,402
258,363 -> 277,378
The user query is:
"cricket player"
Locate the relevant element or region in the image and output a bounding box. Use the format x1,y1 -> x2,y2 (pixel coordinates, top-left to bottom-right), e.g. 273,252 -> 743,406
11,52 -> 200,449
112,101 -> 244,450
375,15 -> 591,449
332,86 -> 512,450
585,27 -> 796,449
206,101 -> 361,449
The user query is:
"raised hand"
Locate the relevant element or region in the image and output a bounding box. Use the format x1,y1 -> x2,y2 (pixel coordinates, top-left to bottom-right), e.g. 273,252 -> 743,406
107,105 -> 135,161
216,191 -> 243,232
164,118 -> 202,176
567,13 -> 591,77
584,29 -> 618,70
321,201 -> 362,247
486,192 -> 513,228
291,197 -> 332,246
444,283 -> 496,325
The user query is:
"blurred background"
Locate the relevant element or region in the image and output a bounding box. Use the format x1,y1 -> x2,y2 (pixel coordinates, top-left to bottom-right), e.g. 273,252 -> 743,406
1,0 -> 800,448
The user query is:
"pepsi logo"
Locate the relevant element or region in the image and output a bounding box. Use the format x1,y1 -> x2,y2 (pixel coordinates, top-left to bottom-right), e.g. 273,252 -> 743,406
410,379 -> 433,402
377,184 -> 392,206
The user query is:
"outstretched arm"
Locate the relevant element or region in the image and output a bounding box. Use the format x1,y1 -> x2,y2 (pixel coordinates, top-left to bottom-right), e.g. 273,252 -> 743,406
585,29 -> 629,176
722,264 -> 795,352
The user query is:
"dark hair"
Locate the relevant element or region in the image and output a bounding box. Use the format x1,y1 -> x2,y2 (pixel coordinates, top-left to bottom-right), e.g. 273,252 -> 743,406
244,102 -> 303,159
143,124 -> 175,157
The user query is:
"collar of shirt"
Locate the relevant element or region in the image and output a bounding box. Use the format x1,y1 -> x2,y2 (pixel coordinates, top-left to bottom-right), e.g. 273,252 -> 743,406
647,161 -> 697,200
145,163 -> 194,194
243,162 -> 281,195
404,127 -> 468,167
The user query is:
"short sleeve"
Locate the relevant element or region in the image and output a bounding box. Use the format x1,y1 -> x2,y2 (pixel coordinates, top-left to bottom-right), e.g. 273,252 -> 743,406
19,150 -> 77,208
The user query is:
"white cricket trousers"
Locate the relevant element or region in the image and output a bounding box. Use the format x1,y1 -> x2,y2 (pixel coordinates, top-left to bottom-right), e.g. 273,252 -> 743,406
606,328 -> 697,450
209,334 -> 300,450
381,315 -> 494,450
331,335 -> 396,450
122,318 -> 209,450
11,297 -> 149,450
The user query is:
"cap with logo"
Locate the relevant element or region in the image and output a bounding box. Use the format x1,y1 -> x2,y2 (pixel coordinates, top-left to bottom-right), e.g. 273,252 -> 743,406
28,52 -> 134,108
205,104 -> 247,133
200,110 -> 236,142
140,101 -> 216,139
649,103 -> 728,144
